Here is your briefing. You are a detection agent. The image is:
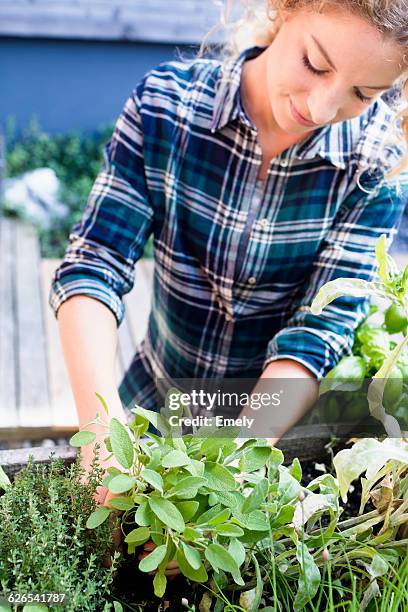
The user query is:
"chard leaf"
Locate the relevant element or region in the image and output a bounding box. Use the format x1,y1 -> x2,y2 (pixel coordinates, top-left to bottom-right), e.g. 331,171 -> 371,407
109,418 -> 134,469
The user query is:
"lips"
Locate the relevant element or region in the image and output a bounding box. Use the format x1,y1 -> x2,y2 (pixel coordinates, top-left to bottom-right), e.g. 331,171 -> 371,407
290,100 -> 316,127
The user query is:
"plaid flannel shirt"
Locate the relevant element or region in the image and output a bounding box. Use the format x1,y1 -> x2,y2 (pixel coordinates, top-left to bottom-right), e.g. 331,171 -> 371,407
49,46 -> 408,414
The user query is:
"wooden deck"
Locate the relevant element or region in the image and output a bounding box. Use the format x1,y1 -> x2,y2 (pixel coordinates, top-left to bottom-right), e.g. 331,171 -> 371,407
0,218 -> 153,441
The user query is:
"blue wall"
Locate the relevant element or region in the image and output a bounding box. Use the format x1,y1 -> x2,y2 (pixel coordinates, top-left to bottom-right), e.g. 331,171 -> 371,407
1,37 -> 197,135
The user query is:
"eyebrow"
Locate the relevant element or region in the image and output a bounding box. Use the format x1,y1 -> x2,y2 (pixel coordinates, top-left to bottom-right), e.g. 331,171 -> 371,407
310,35 -> 392,90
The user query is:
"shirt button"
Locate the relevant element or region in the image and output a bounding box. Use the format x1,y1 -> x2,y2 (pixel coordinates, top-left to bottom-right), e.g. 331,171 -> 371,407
279,159 -> 288,167
260,218 -> 269,228
248,276 -> 257,285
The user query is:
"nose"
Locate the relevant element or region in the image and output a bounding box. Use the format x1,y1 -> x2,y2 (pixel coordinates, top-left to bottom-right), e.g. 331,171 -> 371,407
307,88 -> 341,125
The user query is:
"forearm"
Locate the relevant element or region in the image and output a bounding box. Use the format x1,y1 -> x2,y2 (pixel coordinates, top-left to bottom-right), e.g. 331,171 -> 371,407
239,359 -> 319,444
56,295 -> 127,433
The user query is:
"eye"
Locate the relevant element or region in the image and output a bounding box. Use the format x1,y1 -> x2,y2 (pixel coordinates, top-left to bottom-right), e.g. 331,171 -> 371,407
302,55 -> 327,75
353,89 -> 372,104
302,55 -> 373,104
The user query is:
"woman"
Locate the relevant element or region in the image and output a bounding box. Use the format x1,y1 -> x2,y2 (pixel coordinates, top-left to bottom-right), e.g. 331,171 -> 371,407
50,0 -> 407,513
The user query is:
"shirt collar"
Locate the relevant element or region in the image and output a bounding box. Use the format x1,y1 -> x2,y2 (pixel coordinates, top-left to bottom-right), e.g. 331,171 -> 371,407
209,45 -> 398,172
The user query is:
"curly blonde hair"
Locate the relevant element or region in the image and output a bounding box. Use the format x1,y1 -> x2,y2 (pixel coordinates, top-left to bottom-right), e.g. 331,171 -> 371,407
199,0 -> 408,181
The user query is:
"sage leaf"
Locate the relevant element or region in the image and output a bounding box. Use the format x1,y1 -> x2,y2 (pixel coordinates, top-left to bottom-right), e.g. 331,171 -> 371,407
241,478 -> 268,513
181,542 -> 202,570
141,468 -> 164,493
161,449 -> 191,468
176,549 -> 208,582
139,544 -> 167,572
205,543 -> 239,574
86,506 -> 112,529
215,523 -> 244,537
149,497 -> 185,532
0,465 -> 11,490
69,430 -> 96,447
203,462 -> 236,491
108,474 -> 135,494
107,496 -> 134,511
124,526 -> 150,545
109,417 -> 134,469
153,572 -> 167,598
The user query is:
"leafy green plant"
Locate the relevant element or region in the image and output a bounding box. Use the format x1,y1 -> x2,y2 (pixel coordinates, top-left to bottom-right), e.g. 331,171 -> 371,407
311,234 -> 408,435
3,117 -> 154,259
71,394 -> 408,610
0,451 -> 120,612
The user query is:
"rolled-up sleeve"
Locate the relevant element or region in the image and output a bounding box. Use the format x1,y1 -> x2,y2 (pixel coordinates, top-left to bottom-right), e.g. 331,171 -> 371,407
263,175 -> 408,380
49,77 -> 154,326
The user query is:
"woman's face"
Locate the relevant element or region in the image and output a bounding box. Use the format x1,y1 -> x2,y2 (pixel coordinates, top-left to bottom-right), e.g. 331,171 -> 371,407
260,4 -> 406,134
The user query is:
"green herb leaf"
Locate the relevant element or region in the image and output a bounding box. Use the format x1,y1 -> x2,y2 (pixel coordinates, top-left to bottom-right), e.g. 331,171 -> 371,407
228,538 -> 246,567
139,544 -> 167,572
161,450 -> 191,468
242,446 -> 272,473
69,430 -> 96,447
153,571 -> 167,598
181,542 -> 202,570
149,497 -> 185,532
241,478 -> 268,513
0,465 -> 11,490
109,417 -> 134,469
176,549 -> 208,582
95,391 -> 110,415
107,496 -> 134,511
294,541 -> 321,610
124,526 -> 150,545
86,506 -> 112,529
167,476 -> 206,498
108,474 -> 135,494
205,543 -> 239,574
135,501 -> 153,526
176,501 -> 199,521
141,468 -> 164,493
203,462 -> 237,491
215,523 -> 244,537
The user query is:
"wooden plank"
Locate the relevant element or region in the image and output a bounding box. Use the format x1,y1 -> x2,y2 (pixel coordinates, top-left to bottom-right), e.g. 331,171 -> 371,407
0,445 -> 77,478
0,1 -> 222,44
15,221 -> 51,427
124,259 -> 154,348
0,219 -> 18,429
40,259 -> 78,431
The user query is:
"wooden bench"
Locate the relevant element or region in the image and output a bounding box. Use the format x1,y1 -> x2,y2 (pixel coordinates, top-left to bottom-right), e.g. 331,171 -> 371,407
0,217 -> 153,441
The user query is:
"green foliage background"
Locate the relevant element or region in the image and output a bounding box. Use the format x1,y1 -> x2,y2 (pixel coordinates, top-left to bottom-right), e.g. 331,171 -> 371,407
3,117 -> 154,259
